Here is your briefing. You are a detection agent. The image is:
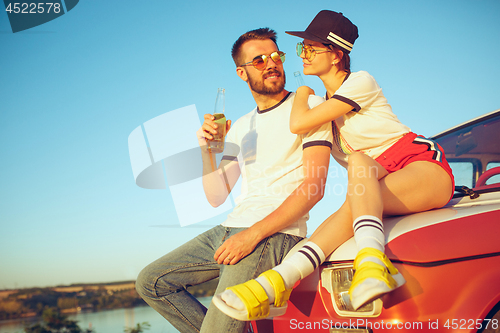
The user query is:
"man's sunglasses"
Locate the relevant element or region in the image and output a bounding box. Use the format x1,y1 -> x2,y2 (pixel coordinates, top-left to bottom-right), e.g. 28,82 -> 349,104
296,42 -> 332,61
240,51 -> 286,70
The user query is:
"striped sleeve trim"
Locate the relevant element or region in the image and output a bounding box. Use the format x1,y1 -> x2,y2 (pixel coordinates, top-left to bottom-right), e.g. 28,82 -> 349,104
303,140 -> 333,150
332,95 -> 361,112
221,155 -> 238,161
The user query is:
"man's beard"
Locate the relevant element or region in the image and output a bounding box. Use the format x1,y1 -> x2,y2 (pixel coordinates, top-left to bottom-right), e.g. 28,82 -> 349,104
247,69 -> 286,95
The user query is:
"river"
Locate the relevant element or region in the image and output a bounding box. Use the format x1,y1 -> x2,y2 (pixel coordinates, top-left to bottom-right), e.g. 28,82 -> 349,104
0,297 -> 212,333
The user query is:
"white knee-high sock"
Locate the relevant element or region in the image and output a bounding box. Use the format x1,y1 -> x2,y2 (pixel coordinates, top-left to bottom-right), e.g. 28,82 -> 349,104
353,215 -> 385,266
220,241 -> 325,310
256,241 -> 325,305
273,241 -> 326,289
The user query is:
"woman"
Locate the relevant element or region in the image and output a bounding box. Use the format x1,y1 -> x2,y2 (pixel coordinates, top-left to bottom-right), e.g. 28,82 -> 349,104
213,10 -> 454,321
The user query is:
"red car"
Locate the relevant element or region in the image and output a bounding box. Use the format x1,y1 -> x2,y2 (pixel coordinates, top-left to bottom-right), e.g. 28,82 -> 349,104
251,109 -> 500,333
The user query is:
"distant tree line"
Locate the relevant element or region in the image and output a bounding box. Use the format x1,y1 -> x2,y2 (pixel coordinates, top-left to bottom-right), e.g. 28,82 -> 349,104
0,281 -> 144,321
0,279 -> 218,321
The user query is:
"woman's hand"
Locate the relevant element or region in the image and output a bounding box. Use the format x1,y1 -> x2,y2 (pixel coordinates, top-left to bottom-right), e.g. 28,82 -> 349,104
291,86 -> 316,134
297,85 -> 315,97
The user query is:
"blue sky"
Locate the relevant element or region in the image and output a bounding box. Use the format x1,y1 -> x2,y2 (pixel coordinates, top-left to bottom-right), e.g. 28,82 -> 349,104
1,0 -> 499,289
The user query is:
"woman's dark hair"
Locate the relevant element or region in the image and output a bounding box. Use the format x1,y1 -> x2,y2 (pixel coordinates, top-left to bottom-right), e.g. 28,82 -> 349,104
325,44 -> 351,73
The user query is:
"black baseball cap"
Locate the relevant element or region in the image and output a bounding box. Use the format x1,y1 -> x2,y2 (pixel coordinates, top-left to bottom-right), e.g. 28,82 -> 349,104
286,10 -> 359,54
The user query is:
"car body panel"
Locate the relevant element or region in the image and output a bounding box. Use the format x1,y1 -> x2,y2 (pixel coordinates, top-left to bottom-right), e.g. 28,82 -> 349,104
253,253 -> 500,332
326,191 -> 500,264
251,109 -> 500,333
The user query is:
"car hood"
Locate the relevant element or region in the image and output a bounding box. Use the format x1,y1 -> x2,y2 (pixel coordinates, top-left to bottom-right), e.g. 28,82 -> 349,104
325,191 -> 500,264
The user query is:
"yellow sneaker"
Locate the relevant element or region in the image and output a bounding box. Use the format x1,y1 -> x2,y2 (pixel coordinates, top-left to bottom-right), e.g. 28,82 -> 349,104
212,270 -> 292,321
349,248 -> 406,310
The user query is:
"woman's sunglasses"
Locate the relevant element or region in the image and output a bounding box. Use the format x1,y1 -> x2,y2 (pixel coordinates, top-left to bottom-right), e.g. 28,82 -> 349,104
296,42 -> 332,61
240,51 -> 286,71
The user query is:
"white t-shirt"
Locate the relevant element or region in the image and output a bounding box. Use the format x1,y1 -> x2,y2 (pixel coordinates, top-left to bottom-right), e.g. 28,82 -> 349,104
330,71 -> 411,167
221,92 -> 333,237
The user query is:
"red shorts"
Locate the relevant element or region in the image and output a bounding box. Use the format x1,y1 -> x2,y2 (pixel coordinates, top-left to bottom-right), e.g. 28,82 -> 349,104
375,132 -> 455,199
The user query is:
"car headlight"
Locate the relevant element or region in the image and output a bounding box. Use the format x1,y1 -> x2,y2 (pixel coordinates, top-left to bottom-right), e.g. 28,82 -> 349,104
321,264 -> 382,317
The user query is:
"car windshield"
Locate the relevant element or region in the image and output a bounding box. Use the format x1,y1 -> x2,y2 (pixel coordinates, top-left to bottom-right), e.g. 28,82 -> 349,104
432,111 -> 500,191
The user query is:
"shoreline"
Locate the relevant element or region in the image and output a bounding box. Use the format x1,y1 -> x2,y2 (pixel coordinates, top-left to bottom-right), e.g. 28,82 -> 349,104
0,304 -> 150,323
0,279 -> 217,322
0,298 -> 213,326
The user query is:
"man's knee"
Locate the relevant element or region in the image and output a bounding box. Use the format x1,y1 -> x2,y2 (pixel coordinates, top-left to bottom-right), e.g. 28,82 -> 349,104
136,259 -> 190,300
135,265 -> 154,299
136,262 -> 174,299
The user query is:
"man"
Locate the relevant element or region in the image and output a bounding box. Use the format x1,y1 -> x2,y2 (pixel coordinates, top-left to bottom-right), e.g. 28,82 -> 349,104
136,28 -> 333,333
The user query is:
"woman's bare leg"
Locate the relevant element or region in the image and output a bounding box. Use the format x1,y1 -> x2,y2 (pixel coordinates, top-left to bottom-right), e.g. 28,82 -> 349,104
307,201 -> 354,255
216,158 -> 453,315
310,157 -> 452,257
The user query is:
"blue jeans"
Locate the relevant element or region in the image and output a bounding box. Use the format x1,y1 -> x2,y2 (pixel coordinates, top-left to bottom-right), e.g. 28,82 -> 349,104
136,225 -> 301,333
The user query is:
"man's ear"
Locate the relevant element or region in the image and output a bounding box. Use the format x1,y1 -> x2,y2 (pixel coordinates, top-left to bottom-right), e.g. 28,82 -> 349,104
236,67 -> 248,82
